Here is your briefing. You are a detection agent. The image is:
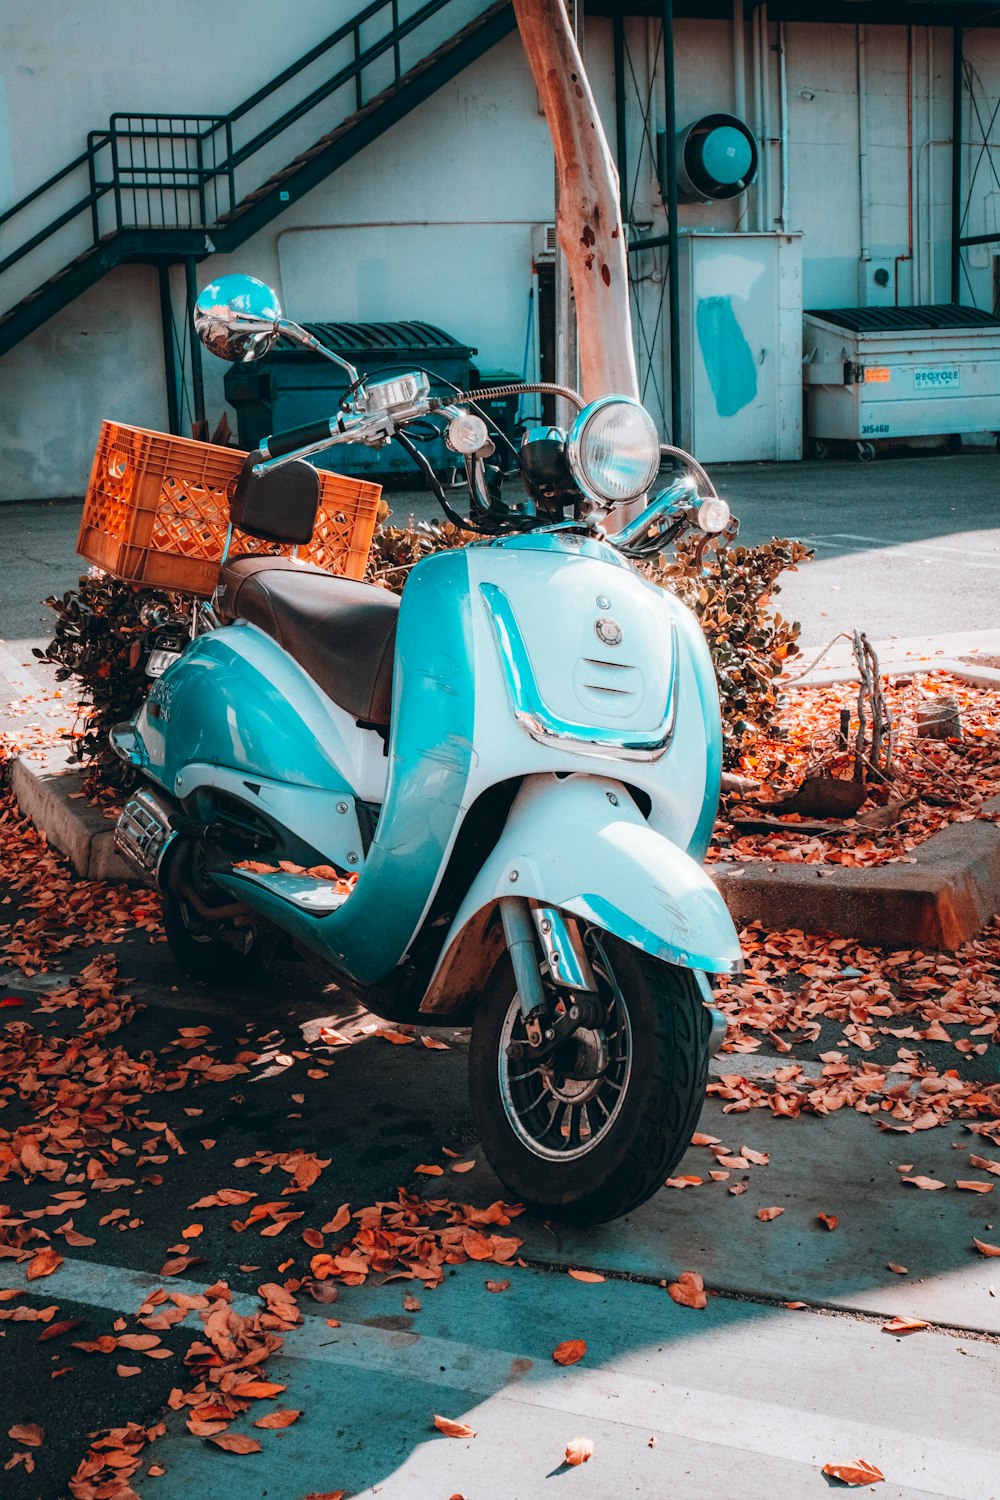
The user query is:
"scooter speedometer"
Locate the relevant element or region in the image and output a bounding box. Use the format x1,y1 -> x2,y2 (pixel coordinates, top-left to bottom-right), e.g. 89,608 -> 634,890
566,396 -> 660,505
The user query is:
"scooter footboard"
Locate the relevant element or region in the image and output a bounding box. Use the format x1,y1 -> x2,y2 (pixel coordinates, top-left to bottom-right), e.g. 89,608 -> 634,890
421,772 -> 742,1014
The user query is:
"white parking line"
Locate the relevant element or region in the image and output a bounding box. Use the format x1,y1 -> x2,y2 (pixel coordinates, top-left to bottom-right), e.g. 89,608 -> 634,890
802,534 -> 1000,569
2,1253 -> 999,1497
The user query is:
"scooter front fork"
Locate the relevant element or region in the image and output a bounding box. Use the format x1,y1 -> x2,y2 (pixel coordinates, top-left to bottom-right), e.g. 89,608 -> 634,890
498,897 -> 599,1052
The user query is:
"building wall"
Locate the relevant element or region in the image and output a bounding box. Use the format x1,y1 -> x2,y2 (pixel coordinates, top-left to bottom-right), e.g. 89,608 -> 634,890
0,2 -> 552,499
0,4 -> 998,495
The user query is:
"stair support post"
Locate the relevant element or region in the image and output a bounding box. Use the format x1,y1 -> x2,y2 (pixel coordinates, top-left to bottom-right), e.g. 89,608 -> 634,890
158,265 -> 182,437
184,258 -> 208,440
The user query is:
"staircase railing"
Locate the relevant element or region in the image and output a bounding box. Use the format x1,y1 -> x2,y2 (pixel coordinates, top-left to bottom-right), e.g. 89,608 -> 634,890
0,0 -> 490,292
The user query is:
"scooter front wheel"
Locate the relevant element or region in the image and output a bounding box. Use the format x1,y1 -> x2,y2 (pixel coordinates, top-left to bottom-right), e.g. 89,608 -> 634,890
468,930 -> 711,1225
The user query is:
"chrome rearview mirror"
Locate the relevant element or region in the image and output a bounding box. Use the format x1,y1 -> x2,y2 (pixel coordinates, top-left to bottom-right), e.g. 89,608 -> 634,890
194,271 -> 362,383
194,273 -> 283,363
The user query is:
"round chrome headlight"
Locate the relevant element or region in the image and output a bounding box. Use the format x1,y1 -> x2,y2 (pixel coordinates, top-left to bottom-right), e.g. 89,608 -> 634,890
566,396 -> 661,505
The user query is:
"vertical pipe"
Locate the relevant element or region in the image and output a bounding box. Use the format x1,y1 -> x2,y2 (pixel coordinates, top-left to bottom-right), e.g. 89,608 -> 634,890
733,0 -> 746,121
951,25 -> 963,304
778,20 -> 789,232
759,4 -> 771,229
858,25 -> 870,264
553,0 -> 579,421
662,0 -> 682,448
752,3 -> 764,230
928,27 -> 935,302
614,13 -> 629,226
158,264 -> 181,437
896,25 -> 915,306
184,258 -> 207,438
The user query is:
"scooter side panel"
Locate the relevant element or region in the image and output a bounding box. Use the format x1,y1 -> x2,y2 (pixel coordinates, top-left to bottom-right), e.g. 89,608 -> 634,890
212,548 -> 478,984
423,772 -> 741,1012
133,623 -> 366,798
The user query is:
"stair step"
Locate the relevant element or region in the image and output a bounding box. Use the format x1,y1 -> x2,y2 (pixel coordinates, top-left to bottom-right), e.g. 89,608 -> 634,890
227,865 -> 355,915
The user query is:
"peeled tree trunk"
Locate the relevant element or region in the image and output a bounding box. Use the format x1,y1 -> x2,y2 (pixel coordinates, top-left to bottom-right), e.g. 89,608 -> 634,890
513,0 -> 639,403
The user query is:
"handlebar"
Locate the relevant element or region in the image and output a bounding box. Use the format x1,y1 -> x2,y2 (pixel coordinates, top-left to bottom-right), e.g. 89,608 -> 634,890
260,416 -> 338,460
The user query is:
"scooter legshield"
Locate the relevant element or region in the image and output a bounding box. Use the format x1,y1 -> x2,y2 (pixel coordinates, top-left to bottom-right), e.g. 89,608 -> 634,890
422,772 -> 742,1013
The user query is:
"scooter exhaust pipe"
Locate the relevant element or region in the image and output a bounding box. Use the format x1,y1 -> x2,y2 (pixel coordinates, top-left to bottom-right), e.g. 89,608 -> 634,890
116,790 -> 249,920
115,787 -> 181,886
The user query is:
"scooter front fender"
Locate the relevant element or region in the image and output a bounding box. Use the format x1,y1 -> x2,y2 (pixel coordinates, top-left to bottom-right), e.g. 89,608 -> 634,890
421,773 -> 742,1014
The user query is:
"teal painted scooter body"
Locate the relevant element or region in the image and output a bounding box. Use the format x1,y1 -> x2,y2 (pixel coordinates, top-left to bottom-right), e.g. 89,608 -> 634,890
121,529 -> 738,996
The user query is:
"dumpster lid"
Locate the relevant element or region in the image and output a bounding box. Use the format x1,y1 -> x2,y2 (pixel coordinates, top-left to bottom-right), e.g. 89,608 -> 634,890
277,320 -> 478,359
805,304 -> 1000,333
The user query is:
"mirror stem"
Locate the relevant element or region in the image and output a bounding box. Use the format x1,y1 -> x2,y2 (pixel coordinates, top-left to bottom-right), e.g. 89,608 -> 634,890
278,320 -> 360,385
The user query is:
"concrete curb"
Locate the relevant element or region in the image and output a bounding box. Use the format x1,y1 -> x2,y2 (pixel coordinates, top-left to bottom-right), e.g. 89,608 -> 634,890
8,749 -> 1000,947
783,656 -> 1000,690
712,792 -> 1000,948
8,750 -> 135,886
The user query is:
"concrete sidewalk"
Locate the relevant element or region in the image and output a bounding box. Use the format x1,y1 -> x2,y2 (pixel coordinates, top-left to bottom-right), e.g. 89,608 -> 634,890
2,1076 -> 998,1499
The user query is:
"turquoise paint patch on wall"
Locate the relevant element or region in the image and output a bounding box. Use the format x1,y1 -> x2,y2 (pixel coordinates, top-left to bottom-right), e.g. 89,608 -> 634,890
696,295 -> 757,417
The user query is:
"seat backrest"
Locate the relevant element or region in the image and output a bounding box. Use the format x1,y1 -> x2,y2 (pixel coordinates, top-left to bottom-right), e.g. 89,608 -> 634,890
228,451 -> 319,544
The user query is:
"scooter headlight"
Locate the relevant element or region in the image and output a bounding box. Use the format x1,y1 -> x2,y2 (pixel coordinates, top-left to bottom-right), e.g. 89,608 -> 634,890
566,396 -> 660,505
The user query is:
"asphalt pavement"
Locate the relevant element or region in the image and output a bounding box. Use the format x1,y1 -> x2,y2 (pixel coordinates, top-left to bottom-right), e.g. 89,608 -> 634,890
2,451 -> 1000,1498
1,449 -> 999,647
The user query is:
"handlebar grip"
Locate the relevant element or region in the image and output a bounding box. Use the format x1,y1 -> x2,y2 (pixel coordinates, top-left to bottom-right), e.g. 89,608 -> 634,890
261,417 -> 337,460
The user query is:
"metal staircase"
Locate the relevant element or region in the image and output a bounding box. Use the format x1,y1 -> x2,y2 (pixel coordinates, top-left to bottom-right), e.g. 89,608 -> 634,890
0,0 -> 515,359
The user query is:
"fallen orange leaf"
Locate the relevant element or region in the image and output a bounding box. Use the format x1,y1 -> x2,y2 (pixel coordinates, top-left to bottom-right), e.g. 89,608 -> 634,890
208,1433 -> 263,1454
116,1364 -> 142,1377
973,1238 -> 1000,1257
321,1204 -> 352,1234
955,1180 -> 994,1193
485,1280 -> 510,1293
8,1424 -> 43,1447
230,1380 -> 287,1399
882,1316 -> 929,1335
900,1176 -> 945,1190
567,1269 -> 605,1283
253,1410 -> 301,1430
414,1164 -> 444,1176
887,1263 -> 909,1275
377,1029 -> 415,1045
667,1271 -> 707,1310
564,1437 -> 594,1467
450,1161 -> 476,1174
403,1295 -> 422,1312
26,1248 -> 63,1280
302,1228 -> 325,1249
552,1339 -> 586,1366
821,1459 -> 885,1486
433,1415 -> 477,1439
757,1207 -> 784,1222
420,1036 -> 451,1050
783,1301 -> 807,1310
817,1213 -> 839,1231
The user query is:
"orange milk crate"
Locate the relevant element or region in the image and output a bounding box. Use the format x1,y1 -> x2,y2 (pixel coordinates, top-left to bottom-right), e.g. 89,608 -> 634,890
78,421 -> 382,597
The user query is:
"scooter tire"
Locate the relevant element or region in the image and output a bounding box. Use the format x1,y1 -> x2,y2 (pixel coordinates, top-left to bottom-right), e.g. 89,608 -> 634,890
468,934 -> 711,1225
162,895 -> 262,987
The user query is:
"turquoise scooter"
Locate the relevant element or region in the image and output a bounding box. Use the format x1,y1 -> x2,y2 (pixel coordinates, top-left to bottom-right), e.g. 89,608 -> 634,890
112,274 -> 742,1224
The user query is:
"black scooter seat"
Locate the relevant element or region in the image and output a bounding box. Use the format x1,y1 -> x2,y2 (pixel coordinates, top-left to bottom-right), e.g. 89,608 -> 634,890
216,556 -> 399,728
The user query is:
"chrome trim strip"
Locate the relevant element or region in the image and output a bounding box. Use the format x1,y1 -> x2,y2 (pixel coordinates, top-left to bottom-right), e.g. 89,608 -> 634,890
532,906 -> 598,992
480,582 -> 677,762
